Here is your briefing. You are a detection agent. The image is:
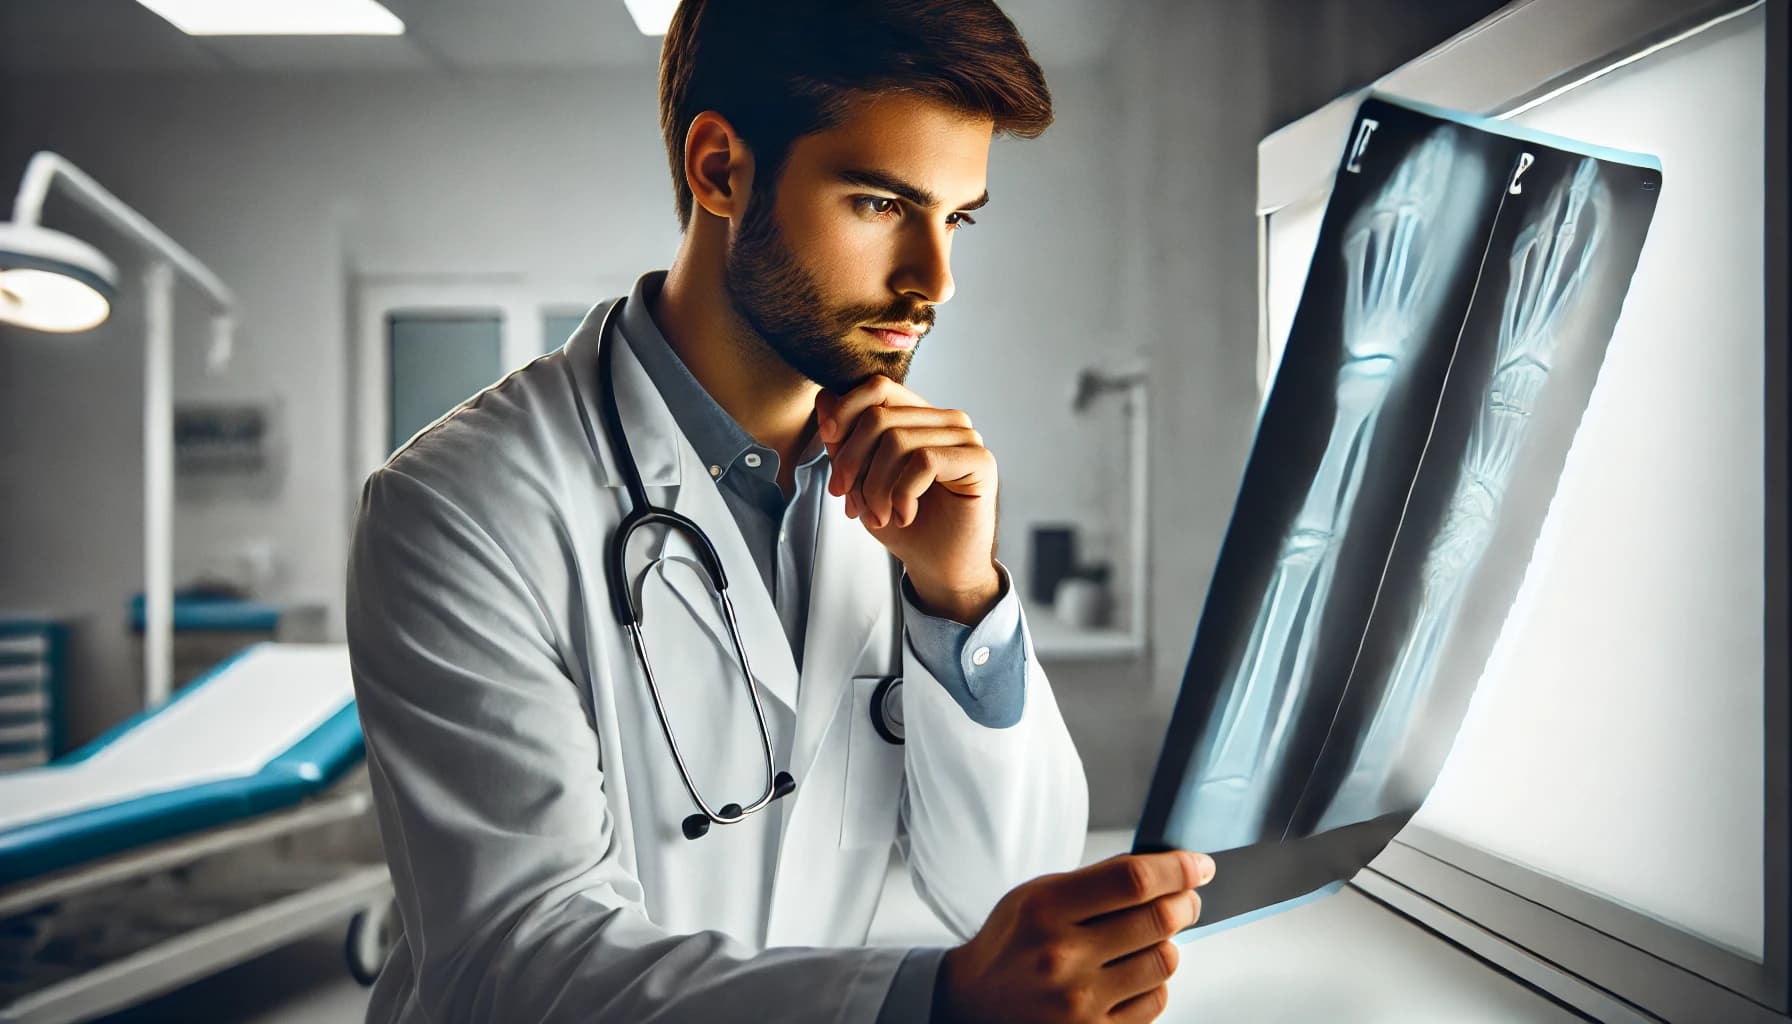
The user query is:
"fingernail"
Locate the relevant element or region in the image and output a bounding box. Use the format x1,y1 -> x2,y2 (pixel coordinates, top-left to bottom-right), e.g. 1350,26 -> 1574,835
845,494 -> 857,518
1197,854 -> 1216,884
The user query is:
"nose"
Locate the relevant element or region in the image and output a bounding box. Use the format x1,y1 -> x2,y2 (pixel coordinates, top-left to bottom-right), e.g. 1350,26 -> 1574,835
890,222 -> 956,307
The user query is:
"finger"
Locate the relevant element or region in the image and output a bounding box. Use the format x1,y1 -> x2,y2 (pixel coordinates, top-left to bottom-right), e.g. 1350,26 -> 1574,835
1051,852 -> 1211,925
815,375 -> 929,444
1102,940 -> 1180,1011
1109,984 -> 1172,1024
828,406 -> 974,498
1078,889 -> 1200,963
879,444 -> 994,529
859,432 -> 986,528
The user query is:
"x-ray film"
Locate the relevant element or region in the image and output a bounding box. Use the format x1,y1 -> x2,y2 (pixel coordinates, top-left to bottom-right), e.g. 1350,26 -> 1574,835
1134,95 -> 1661,935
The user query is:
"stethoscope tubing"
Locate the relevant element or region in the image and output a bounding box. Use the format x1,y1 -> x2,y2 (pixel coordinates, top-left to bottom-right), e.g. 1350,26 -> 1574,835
595,298 -> 791,836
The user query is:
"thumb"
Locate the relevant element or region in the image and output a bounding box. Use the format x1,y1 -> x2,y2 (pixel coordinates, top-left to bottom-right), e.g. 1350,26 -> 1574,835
813,391 -> 839,439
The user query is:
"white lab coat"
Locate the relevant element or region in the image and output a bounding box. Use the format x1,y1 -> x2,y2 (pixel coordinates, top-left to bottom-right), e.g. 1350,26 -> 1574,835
346,299 -> 1089,1023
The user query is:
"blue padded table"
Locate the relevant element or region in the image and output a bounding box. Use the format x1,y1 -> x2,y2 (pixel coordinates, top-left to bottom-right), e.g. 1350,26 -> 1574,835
128,592 -> 283,633
0,644 -> 360,887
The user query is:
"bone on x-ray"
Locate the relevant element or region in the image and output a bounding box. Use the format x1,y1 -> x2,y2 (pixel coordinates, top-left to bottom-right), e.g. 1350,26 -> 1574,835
1134,95 -> 1662,937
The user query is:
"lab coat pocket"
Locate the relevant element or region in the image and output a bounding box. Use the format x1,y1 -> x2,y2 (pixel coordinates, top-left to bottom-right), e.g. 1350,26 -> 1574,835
839,675 -> 905,849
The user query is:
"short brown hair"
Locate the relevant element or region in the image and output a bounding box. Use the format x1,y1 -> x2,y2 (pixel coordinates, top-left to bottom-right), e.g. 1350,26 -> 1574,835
658,0 -> 1052,230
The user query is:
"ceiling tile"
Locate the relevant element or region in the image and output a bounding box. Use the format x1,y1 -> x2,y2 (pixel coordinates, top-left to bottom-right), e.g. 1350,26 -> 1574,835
0,0 -> 227,74
197,35 -> 439,73
384,0 -> 659,72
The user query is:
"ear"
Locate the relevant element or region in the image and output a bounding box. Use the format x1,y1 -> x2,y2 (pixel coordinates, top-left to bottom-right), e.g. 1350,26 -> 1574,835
684,110 -> 756,221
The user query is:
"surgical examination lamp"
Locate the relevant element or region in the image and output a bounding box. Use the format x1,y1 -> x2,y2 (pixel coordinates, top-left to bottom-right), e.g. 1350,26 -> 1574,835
0,151 -> 237,709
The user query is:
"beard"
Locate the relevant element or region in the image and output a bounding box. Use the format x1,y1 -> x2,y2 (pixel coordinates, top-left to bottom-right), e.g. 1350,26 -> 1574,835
723,187 -> 933,395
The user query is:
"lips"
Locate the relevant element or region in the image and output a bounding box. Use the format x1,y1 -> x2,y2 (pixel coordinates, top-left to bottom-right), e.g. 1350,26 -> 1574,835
861,326 -> 920,350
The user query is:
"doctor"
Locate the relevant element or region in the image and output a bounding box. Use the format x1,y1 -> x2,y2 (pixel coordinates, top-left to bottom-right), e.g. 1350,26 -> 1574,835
346,1 -> 1214,1021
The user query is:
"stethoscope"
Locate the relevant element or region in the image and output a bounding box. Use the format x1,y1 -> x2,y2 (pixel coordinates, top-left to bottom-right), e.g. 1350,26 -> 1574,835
593,298 -> 903,841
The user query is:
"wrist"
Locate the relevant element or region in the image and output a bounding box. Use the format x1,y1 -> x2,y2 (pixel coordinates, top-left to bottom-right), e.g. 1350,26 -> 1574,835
907,566 -> 1002,625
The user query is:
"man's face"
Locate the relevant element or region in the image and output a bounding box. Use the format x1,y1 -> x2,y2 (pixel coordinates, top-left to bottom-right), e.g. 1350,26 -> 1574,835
724,92 -> 993,394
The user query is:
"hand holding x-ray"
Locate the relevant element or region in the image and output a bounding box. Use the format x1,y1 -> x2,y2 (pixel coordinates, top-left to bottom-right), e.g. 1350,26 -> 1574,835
938,850 -> 1217,1024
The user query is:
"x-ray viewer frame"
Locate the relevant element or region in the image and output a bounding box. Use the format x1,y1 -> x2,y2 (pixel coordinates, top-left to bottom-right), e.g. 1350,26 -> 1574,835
1240,1 -> 1790,1021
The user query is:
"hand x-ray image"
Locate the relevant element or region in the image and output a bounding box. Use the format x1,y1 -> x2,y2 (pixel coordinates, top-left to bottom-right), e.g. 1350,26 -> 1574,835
1135,95 -> 1662,935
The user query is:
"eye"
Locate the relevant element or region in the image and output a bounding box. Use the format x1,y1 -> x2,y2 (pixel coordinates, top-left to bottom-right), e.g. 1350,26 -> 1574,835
946,212 -> 977,231
854,196 -> 899,219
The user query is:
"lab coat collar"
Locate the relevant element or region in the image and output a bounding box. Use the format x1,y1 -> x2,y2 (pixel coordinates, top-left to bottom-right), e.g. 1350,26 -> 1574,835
563,290 -> 681,489
617,271 -> 769,486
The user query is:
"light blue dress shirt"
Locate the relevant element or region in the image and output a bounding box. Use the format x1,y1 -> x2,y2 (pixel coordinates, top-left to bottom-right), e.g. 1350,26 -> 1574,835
617,273 -> 1026,1021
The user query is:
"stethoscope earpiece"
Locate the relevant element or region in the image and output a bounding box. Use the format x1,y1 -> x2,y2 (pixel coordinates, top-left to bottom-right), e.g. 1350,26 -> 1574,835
680,776 -> 796,841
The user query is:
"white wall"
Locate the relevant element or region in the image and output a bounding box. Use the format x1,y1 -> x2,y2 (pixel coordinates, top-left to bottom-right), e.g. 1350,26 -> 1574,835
1107,3 -> 1271,710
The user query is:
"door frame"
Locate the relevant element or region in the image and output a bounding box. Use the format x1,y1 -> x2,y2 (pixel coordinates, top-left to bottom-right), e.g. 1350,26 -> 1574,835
350,273 -> 612,488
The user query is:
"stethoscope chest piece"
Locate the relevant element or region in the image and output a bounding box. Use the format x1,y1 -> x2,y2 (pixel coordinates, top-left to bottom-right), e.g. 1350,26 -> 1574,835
871,675 -> 905,745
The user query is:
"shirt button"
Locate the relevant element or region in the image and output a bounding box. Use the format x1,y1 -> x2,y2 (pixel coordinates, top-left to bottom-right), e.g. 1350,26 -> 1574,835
743,452 -> 763,468
971,646 -> 991,667
708,464 -> 721,478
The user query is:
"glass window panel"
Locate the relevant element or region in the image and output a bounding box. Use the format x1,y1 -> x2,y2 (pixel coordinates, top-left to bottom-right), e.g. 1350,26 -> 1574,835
388,314 -> 503,454
543,312 -> 586,356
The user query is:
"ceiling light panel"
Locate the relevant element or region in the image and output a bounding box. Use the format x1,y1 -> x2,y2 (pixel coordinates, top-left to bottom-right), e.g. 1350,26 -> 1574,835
622,0 -> 677,36
134,0 -> 405,36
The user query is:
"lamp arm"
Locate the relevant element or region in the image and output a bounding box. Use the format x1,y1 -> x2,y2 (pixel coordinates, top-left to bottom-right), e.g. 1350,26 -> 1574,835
9,152 -> 243,708
14,151 -> 237,316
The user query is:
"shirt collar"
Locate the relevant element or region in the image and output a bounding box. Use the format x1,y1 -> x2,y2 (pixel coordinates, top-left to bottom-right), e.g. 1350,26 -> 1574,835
618,271 -> 828,481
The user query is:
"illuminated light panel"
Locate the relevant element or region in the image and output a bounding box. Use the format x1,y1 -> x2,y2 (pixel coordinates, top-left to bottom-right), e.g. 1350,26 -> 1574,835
134,0 -> 404,36
622,0 -> 677,36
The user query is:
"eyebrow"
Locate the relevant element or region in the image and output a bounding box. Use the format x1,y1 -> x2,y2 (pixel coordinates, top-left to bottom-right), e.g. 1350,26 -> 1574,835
837,168 -> 990,212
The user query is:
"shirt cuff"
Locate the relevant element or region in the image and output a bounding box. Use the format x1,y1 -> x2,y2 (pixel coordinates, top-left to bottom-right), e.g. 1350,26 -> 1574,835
877,947 -> 951,1024
900,561 -> 1027,728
